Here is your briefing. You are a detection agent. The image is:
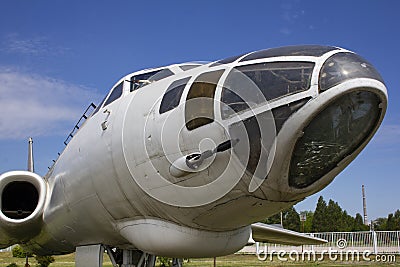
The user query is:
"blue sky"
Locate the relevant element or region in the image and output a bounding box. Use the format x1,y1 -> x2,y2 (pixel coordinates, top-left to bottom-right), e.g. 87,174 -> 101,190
0,0 -> 399,221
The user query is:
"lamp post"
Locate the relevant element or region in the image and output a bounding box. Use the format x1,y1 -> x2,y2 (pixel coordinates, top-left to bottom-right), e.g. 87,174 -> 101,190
300,212 -> 307,232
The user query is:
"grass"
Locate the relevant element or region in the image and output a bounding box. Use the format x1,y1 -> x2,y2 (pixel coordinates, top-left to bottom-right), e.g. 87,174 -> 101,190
1,252 -> 399,267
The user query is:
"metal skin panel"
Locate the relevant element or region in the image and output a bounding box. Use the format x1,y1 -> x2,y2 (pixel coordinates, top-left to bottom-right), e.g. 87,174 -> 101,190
0,46 -> 388,258
117,219 -> 251,258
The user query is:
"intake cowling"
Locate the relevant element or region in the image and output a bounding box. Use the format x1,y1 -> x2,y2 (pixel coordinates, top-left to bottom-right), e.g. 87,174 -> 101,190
0,171 -> 47,248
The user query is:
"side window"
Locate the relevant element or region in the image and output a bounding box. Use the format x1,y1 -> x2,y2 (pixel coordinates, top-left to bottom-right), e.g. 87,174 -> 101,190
92,95 -> 107,116
104,82 -> 123,106
148,69 -> 174,81
179,64 -> 201,71
185,70 -> 224,130
159,77 -> 191,114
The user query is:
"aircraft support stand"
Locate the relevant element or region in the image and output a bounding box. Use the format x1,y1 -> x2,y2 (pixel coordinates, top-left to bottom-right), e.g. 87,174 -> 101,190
120,250 -> 156,267
172,258 -> 183,267
75,245 -> 156,267
75,244 -> 104,267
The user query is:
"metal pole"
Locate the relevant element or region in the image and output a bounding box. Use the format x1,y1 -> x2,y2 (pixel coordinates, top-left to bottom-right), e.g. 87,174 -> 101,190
351,232 -> 354,248
213,257 -> 216,267
362,185 -> 368,225
25,254 -> 30,267
372,230 -> 378,254
397,231 -> 400,254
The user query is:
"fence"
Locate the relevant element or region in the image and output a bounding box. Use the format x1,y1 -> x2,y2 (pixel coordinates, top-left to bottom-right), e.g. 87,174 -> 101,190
240,231 -> 400,255
0,246 -> 13,253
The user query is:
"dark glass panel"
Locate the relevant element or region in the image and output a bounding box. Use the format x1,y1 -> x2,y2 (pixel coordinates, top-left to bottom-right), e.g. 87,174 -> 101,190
209,54 -> 244,67
185,70 -> 224,130
159,77 -> 191,114
236,62 -> 314,101
179,65 -> 201,71
289,91 -> 381,189
272,98 -> 311,133
240,45 -> 337,62
104,82 -> 123,106
319,52 -> 385,92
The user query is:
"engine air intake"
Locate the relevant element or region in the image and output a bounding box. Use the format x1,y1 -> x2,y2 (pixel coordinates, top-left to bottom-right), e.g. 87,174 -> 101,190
2,181 -> 39,219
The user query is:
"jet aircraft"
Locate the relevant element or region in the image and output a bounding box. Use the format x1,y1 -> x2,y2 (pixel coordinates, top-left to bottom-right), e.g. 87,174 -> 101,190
0,45 -> 388,267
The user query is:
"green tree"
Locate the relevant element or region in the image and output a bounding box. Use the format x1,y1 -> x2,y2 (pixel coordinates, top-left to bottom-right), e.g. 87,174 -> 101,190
392,210 -> 400,230
387,213 -> 396,230
353,213 -> 368,231
12,245 -> 33,258
312,196 -> 328,232
374,210 -> 400,231
373,217 -> 387,230
343,210 -> 356,232
35,255 -> 55,267
284,207 -> 300,232
263,207 -> 300,231
325,199 -> 345,231
263,212 -> 281,225
302,211 -> 314,233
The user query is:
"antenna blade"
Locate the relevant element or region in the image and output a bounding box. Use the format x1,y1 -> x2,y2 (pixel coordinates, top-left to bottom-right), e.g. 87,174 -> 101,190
28,137 -> 34,172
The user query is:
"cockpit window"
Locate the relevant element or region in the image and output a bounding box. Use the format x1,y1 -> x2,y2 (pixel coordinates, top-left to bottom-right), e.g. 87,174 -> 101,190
209,54 -> 244,67
159,77 -> 191,114
221,62 -> 314,119
319,52 -> 384,92
185,70 -> 224,130
179,65 -> 201,71
92,95 -> 107,115
240,45 -> 337,62
148,69 -> 174,81
104,81 -> 123,106
130,68 -> 174,91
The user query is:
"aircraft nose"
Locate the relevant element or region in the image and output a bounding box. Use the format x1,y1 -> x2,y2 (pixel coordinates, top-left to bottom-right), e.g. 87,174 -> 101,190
220,50 -> 387,196
289,90 -> 382,189
289,52 -> 387,190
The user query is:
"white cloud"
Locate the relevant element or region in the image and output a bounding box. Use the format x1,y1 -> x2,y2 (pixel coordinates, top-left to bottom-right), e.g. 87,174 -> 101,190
279,1 -> 306,36
0,68 -> 101,140
1,33 -> 70,56
280,27 -> 292,35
